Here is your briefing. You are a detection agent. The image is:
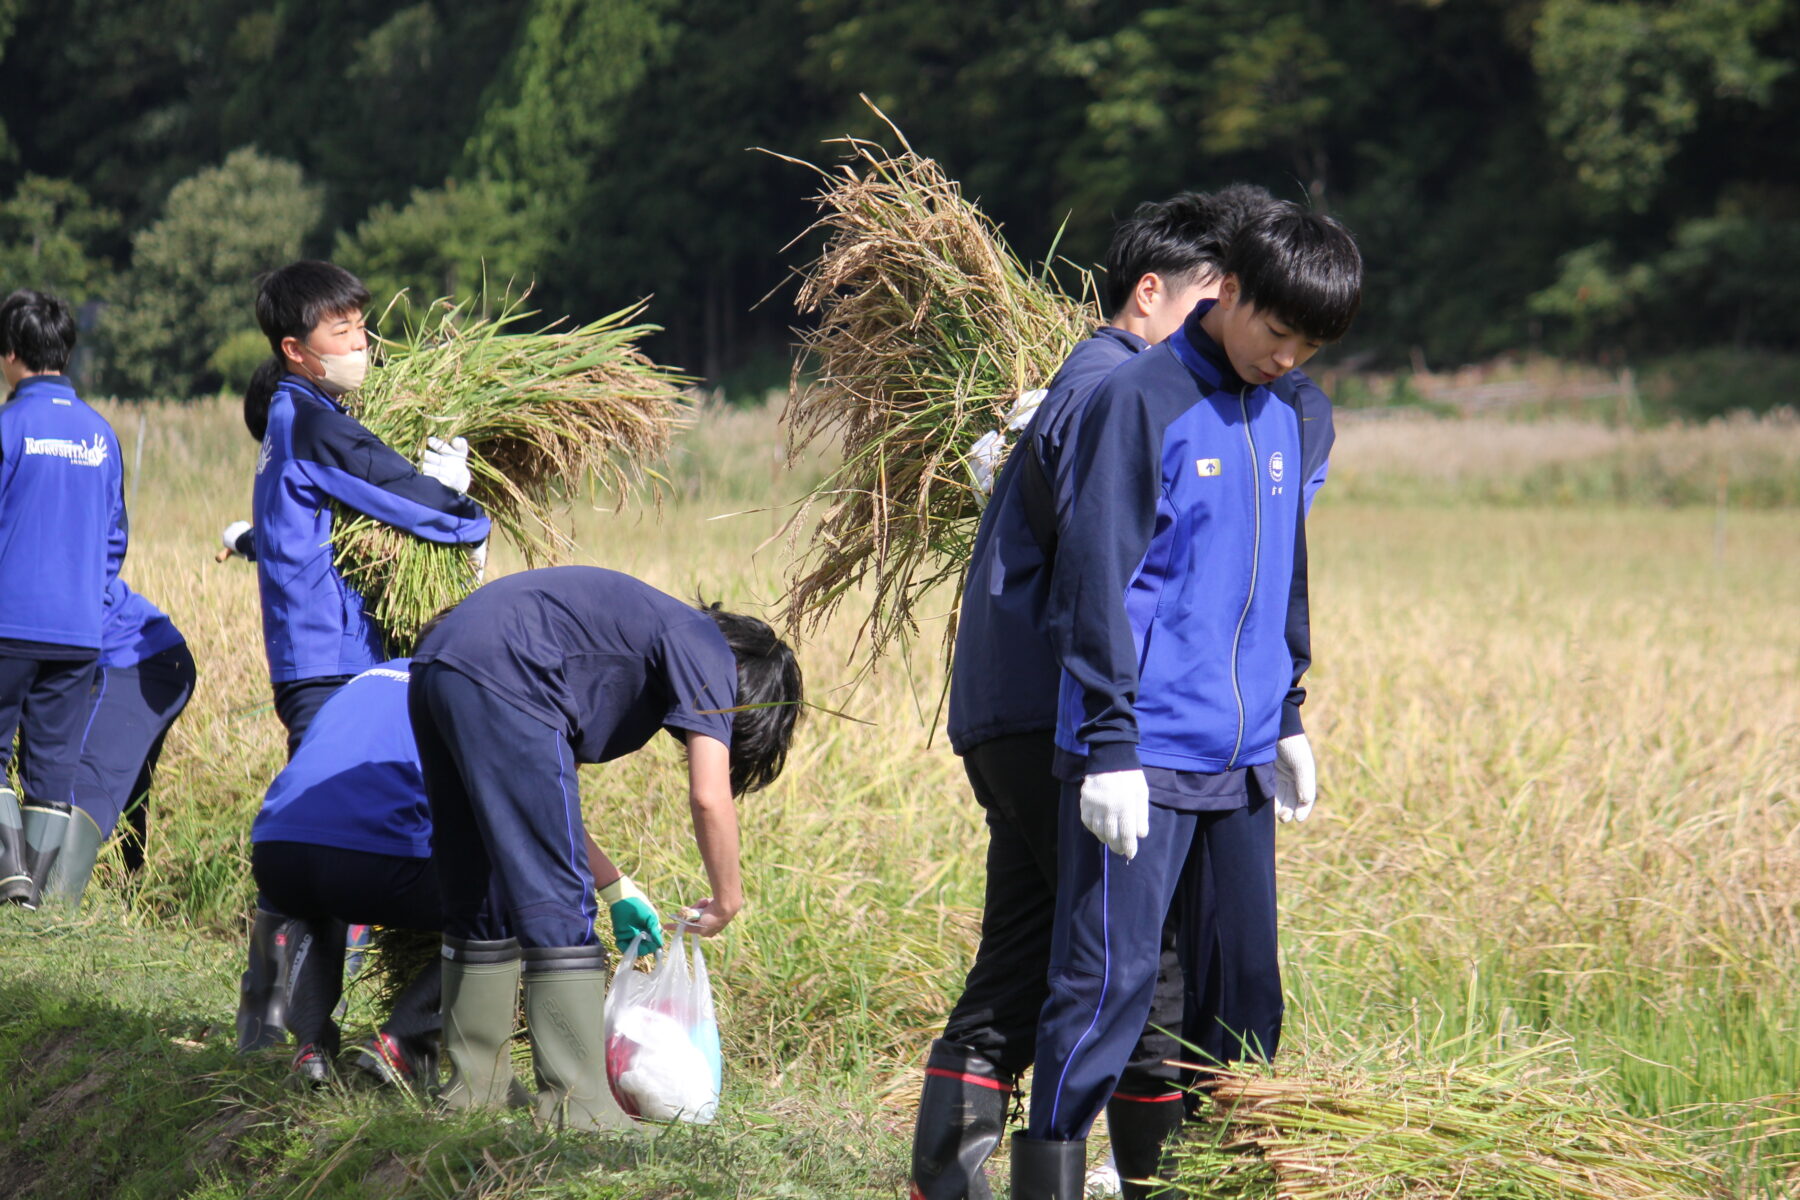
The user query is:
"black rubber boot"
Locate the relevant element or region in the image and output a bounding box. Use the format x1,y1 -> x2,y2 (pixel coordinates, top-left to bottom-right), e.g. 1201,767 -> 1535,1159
237,908 -> 294,1052
0,788 -> 30,905
909,1039 -> 1011,1199
19,800 -> 71,910
1106,1094 -> 1186,1200
40,805 -> 104,906
1009,1133 -> 1086,1200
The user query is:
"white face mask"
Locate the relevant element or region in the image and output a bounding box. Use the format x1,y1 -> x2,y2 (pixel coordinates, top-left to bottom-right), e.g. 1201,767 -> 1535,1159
307,346 -> 368,396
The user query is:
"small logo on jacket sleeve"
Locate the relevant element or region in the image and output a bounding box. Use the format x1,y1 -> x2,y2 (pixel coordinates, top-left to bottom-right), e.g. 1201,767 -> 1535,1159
1196,458 -> 1222,477
1269,451 -> 1284,483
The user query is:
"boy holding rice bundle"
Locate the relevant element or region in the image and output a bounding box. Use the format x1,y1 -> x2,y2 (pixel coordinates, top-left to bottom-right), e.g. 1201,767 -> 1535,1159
0,288 -> 126,910
408,565 -> 802,1131
1010,204 -> 1362,1199
227,260 -> 491,1053
915,186 -> 1336,1200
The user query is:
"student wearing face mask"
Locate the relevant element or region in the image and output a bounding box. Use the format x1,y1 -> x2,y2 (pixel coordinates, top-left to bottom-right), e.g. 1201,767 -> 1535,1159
225,260 -> 491,1055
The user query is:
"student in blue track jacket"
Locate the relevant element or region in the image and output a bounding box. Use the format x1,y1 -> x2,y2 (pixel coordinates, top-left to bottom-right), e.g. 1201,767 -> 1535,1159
914,188 -> 1338,1200
0,289 -> 126,910
28,577 -> 196,905
226,261 -> 490,1054
409,566 -> 803,1131
250,653 -> 670,1091
1009,206 -> 1362,1200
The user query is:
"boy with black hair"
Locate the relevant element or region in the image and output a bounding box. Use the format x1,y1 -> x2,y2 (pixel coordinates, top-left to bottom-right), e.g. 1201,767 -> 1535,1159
0,288 -> 126,909
229,260 -> 491,1052
913,187 -> 1336,1200
1010,204 -> 1362,1199
408,565 -> 803,1131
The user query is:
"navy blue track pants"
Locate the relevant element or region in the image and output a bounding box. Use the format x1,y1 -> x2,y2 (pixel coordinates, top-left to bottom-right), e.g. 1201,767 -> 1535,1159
1027,782 -> 1282,1141
943,732 -> 1186,1099
0,651 -> 98,806
409,661 -> 600,949
71,642 -> 195,840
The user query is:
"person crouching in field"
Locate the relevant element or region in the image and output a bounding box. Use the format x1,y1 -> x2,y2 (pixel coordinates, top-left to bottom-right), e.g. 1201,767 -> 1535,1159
226,260 -> 492,1053
1009,206 -> 1361,1200
408,565 -> 802,1131
27,576 -> 196,905
0,289 -> 127,910
914,187 -> 1337,1200
249,650 -> 670,1089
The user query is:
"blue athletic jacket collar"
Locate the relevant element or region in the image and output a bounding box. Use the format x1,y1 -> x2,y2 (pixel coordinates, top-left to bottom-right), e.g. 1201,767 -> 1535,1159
1092,325 -> 1149,355
276,371 -> 349,414
5,374 -> 77,403
1166,300 -> 1251,393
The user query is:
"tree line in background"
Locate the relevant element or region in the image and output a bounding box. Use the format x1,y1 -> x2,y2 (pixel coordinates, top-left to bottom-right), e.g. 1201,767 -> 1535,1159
0,0 -> 1794,408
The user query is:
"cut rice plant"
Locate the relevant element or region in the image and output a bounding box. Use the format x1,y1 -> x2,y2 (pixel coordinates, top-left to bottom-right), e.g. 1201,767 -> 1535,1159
773,107 -> 1100,669
1166,1041 -> 1720,1199
334,293 -> 692,649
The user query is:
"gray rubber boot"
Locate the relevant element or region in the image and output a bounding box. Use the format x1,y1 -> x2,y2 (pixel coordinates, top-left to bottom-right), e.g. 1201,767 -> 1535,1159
237,909 -> 293,1052
440,936 -> 530,1110
39,806 -> 104,906
522,945 -> 637,1133
0,788 -> 30,905
20,800 -> 72,910
1010,1133 -> 1086,1200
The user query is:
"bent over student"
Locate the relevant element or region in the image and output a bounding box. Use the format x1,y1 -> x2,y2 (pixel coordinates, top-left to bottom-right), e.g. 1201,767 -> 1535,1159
409,566 -> 802,1131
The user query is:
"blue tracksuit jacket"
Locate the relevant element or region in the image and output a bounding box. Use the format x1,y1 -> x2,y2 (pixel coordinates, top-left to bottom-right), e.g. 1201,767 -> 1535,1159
0,375 -> 126,649
251,374 -> 489,683
99,577 -> 185,668
948,325 -> 1331,758
1049,303 -> 1311,776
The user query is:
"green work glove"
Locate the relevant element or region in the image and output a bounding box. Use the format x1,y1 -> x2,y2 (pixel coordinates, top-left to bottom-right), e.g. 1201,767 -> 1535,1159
600,874 -> 664,953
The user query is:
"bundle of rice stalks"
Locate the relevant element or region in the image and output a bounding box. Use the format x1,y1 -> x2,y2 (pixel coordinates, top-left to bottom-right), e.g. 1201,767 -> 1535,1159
1167,1044 -> 1719,1199
336,294 -> 692,649
774,108 -> 1100,667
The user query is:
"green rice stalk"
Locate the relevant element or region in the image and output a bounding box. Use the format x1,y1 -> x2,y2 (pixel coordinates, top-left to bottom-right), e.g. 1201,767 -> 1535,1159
1167,1042 -> 1721,1199
332,292 -> 693,650
774,108 -> 1100,669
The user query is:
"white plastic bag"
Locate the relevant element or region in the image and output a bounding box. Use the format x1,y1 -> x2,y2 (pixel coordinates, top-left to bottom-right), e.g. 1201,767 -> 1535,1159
604,927 -> 722,1123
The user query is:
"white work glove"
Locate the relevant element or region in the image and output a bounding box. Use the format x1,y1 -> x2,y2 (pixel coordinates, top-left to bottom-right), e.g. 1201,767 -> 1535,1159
420,435 -> 472,494
1080,769 -> 1150,861
1004,388 -> 1048,432
468,538 -> 488,583
1274,734 -> 1317,823
221,520 -> 252,553
967,429 -> 1004,495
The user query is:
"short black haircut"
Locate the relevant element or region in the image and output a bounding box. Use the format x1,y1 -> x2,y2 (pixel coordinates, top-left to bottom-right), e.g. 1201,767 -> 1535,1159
255,260 -> 371,354
1225,203 -> 1363,343
242,355 -> 284,441
701,602 -> 803,795
0,289 -> 78,373
1103,185 -> 1278,315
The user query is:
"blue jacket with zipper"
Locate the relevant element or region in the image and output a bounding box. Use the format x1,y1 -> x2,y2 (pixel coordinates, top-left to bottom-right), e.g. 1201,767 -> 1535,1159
948,322 -> 1330,759
251,374 -> 489,683
0,375 -> 126,649
1049,302 -> 1311,777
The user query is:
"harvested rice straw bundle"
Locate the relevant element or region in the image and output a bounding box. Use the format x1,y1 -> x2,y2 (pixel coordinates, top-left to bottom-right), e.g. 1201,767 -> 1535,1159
334,294 -> 692,649
1167,1044 -> 1719,1199
775,111 -> 1100,668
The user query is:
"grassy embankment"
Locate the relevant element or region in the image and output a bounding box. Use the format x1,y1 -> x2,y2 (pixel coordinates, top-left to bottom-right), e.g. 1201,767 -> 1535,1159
2,398 -> 1796,1197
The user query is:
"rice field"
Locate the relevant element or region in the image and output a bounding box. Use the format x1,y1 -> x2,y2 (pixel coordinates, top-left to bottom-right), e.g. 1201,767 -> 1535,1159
7,395 -> 1798,1196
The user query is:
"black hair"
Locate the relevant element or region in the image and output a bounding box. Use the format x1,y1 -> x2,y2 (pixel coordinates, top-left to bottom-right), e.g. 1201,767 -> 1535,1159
1224,203 -> 1363,343
0,288 -> 78,373
1103,185 -> 1278,315
242,355 -> 284,441
254,260 -> 371,355
700,601 -> 803,795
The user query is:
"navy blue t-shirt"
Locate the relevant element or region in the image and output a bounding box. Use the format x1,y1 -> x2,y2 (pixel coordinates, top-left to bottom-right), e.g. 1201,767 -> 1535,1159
413,566 -> 737,763
252,658 -> 430,857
